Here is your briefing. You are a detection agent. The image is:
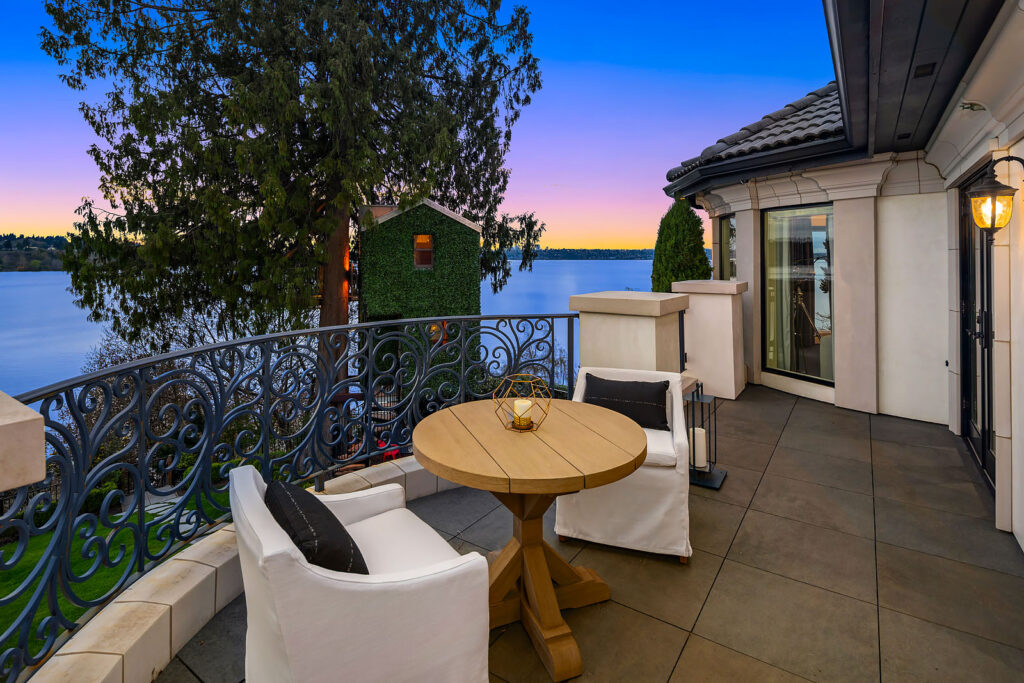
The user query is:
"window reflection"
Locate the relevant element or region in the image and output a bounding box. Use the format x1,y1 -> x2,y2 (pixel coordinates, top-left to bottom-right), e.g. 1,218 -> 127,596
763,205 -> 833,382
720,215 -> 737,280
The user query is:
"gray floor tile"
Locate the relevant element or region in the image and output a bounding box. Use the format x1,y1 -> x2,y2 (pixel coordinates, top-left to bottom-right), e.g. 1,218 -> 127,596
571,545 -> 722,630
489,600 -> 688,682
873,460 -> 994,519
880,608 -> 1024,682
689,495 -> 746,557
787,398 -> 870,436
407,485 -> 501,535
719,386 -> 797,425
694,560 -> 879,682
871,439 -> 982,483
766,446 -> 873,494
449,536 -> 490,556
875,497 -> 1024,578
715,434 -> 775,472
457,504 -> 513,551
155,658 -> 201,683
176,594 -> 246,683
877,543 -> 1024,650
751,474 -> 875,539
715,412 -> 785,446
776,423 -> 870,462
870,413 -> 962,449
670,635 -> 805,682
729,509 -> 876,603
690,464 -> 762,508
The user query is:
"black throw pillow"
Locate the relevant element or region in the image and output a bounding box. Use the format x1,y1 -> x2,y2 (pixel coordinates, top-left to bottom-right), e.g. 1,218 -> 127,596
582,373 -> 670,431
264,480 -> 369,574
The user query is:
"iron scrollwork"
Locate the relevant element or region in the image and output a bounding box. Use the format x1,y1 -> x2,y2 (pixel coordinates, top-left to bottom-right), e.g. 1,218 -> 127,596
0,314 -> 577,680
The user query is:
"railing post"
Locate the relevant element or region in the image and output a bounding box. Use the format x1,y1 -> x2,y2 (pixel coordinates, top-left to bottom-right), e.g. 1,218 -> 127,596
549,316 -> 556,392
459,319 -> 467,404
261,340 -> 272,482
136,372 -> 148,573
566,316 -> 575,399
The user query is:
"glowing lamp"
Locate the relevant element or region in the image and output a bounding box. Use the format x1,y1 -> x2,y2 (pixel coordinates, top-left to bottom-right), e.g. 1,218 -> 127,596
967,166 -> 1016,233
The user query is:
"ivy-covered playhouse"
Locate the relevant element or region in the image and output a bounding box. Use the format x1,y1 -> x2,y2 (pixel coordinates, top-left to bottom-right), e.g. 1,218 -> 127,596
359,199 -> 481,322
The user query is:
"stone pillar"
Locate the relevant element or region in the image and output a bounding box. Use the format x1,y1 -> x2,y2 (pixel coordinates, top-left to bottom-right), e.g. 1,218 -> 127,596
0,391 -> 45,491
671,280 -> 748,399
568,291 -> 689,372
733,209 -> 761,383
832,197 -> 878,413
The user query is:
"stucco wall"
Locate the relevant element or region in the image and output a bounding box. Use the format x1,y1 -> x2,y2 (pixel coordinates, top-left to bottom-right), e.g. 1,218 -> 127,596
876,193 -> 949,423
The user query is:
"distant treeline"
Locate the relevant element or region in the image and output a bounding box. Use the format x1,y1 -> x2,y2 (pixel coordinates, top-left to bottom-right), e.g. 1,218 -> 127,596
0,234 -> 68,272
505,247 -> 655,260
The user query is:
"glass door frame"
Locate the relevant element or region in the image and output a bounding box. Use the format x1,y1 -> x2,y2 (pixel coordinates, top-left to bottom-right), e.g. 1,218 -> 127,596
959,170 -> 996,489
759,202 -> 835,387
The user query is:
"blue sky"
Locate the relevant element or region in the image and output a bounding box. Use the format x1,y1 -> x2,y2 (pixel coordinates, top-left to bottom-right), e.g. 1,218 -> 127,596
0,0 -> 836,246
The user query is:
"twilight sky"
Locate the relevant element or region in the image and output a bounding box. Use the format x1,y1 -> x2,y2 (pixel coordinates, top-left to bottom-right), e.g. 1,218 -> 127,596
0,1 -> 835,248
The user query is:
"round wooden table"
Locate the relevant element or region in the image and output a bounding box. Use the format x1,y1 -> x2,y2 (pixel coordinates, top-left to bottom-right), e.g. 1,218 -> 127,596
413,398 -> 647,681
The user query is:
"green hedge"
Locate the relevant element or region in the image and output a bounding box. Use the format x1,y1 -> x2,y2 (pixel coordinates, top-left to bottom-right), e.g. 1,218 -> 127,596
361,204 -> 481,321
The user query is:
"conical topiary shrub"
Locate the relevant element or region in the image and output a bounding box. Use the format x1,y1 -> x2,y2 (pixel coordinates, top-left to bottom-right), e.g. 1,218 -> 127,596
651,199 -> 711,292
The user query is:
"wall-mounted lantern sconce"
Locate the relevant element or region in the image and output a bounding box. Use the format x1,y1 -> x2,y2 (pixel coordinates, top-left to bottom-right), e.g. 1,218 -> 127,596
967,156 -> 1023,240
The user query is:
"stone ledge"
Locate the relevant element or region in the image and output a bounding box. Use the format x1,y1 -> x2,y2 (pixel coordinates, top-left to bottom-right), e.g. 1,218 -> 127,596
173,528 -> 243,612
321,456 -> 442,501
34,652 -> 121,683
0,391 -> 45,491
671,280 -> 749,295
50,601 -> 170,683
116,559 -> 216,653
569,291 -> 689,317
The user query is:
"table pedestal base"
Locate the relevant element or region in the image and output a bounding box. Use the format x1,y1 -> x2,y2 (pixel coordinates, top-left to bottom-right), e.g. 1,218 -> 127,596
488,493 -> 610,681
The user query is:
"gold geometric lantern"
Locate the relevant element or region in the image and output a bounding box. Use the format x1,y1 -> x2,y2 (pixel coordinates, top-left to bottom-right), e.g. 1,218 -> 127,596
492,374 -> 552,432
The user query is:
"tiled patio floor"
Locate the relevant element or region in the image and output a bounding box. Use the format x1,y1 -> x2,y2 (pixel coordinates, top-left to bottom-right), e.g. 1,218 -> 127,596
157,386 -> 1024,682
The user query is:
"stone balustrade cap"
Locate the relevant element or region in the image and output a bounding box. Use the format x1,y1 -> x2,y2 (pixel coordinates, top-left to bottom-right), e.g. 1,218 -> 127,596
569,291 -> 689,317
671,280 -> 749,295
0,391 -> 46,491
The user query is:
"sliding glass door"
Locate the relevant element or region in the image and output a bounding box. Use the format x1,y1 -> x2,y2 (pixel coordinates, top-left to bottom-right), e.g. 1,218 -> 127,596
762,205 -> 834,383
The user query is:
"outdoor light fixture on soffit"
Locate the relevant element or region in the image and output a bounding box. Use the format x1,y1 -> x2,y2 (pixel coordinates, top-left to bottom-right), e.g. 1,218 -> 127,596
967,156 -> 1023,238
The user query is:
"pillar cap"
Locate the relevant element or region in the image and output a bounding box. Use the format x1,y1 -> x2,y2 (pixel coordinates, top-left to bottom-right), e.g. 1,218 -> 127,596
672,280 -> 748,295
569,291 -> 689,317
0,391 -> 46,490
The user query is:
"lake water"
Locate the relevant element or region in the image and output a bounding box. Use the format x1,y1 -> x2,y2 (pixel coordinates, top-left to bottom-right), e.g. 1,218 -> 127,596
0,260 -> 653,397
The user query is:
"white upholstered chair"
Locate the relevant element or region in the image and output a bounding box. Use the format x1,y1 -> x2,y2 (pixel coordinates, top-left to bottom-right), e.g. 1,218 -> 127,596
229,465 -> 489,683
554,367 -> 693,561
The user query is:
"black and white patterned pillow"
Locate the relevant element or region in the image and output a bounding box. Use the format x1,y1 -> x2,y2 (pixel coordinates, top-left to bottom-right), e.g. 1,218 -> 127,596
264,480 -> 369,574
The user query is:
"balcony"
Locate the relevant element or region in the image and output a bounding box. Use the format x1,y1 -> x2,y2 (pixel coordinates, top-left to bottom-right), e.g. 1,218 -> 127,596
151,386 -> 1024,682
2,310 -> 1023,682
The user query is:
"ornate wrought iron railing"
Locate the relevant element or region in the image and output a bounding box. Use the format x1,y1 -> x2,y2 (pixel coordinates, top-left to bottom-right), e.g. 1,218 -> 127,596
0,313 -> 577,681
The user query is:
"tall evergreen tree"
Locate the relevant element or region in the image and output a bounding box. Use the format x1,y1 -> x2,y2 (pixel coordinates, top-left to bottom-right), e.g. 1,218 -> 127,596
43,0 -> 544,349
651,199 -> 710,292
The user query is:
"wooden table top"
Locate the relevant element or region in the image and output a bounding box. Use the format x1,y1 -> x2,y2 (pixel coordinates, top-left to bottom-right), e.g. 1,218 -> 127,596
412,398 -> 647,495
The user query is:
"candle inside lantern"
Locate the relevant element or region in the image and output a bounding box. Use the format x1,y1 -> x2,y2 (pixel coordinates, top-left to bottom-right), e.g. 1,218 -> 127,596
689,427 -> 709,470
513,399 -> 533,429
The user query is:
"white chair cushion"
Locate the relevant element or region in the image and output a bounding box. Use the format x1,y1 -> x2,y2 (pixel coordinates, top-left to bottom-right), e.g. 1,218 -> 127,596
643,429 -> 677,467
346,508 -> 460,574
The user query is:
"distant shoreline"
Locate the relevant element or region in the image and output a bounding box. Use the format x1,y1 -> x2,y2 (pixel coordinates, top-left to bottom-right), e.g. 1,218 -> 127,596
506,248 -> 655,260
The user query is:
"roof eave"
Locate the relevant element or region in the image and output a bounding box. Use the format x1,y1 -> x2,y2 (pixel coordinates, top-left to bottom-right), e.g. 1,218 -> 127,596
662,137 -> 863,200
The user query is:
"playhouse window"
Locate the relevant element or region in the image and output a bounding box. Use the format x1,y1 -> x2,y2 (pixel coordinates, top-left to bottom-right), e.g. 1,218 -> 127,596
413,234 -> 434,269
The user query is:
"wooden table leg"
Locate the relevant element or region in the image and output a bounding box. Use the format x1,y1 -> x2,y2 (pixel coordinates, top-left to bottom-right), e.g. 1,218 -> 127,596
488,493 -> 611,681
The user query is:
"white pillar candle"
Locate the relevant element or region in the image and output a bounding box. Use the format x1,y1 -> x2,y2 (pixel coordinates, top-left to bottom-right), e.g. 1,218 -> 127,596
689,427 -> 709,469
513,399 -> 533,423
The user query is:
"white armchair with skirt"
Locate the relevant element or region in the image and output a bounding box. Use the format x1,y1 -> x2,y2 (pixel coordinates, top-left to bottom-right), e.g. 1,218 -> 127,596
554,367 -> 694,561
229,465 -> 489,683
